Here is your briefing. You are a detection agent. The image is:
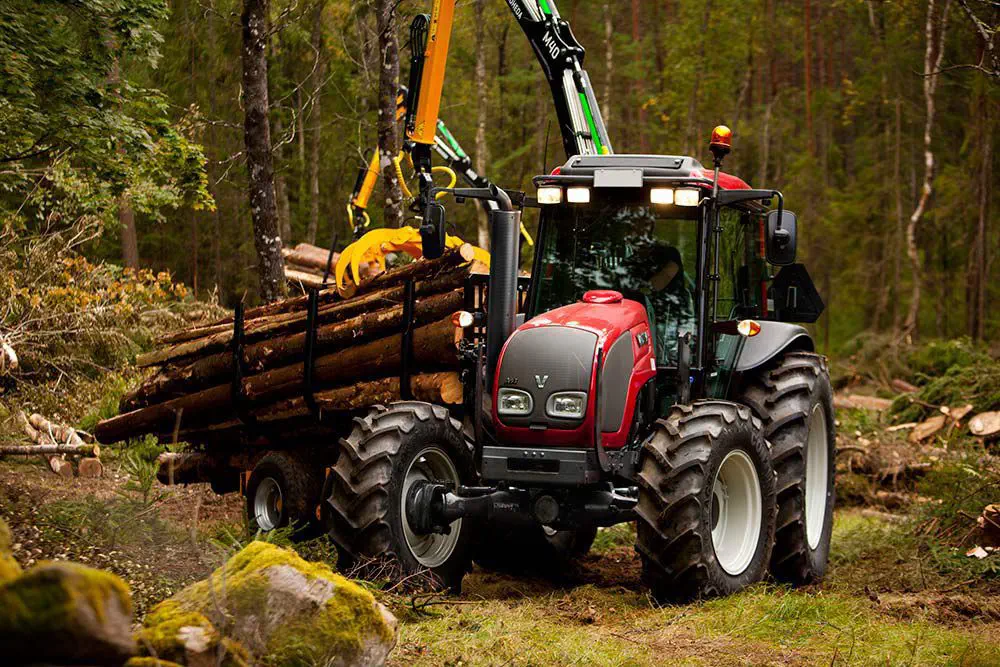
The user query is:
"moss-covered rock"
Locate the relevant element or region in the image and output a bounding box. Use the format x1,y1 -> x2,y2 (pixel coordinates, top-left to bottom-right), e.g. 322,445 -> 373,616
0,560 -> 136,664
141,541 -> 397,666
0,516 -> 22,583
126,658 -> 186,667
135,600 -> 248,667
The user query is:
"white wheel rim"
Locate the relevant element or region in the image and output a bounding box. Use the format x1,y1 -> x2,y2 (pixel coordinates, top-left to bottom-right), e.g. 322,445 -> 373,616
711,449 -> 763,576
253,477 -> 283,531
402,447 -> 463,569
805,405 -> 830,550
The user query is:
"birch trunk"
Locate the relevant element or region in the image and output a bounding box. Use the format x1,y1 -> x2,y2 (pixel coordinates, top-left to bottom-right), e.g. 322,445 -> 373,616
903,0 -> 951,340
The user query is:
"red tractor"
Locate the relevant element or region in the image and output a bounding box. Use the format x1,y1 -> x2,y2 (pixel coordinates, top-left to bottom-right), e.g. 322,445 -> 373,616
323,128 -> 835,601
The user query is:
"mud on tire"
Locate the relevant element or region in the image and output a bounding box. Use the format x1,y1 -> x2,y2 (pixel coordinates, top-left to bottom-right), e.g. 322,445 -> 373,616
635,401 -> 776,602
325,402 -> 476,591
738,351 -> 835,584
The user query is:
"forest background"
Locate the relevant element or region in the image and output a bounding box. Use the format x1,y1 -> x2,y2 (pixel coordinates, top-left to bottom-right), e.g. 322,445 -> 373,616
2,0 -> 997,354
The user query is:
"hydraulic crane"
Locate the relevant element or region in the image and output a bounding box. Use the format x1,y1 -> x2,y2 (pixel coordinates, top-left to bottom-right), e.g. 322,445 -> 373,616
404,0 -> 613,256
334,0 -> 611,286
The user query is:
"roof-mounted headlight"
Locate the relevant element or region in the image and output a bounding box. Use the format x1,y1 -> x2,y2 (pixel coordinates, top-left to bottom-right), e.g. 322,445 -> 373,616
674,188 -> 701,207
536,186 -> 562,205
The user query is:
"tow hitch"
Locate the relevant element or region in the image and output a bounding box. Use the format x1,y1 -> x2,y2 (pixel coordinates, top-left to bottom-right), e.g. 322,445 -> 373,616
405,481 -> 638,536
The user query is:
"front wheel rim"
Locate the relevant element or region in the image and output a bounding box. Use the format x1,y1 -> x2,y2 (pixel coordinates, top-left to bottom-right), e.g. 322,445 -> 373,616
711,449 -> 763,576
253,477 -> 283,531
805,405 -> 830,550
402,447 -> 463,569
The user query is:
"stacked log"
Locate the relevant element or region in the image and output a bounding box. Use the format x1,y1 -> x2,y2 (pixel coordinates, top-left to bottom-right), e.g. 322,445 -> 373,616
95,246 -> 477,446
282,242 -> 340,290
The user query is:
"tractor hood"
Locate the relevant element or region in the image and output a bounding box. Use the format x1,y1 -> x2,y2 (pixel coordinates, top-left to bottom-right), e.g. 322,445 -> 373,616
492,290 -> 656,449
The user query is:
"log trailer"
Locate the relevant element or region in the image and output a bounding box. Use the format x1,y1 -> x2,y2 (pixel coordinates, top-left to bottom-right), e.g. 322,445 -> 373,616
105,0 -> 836,602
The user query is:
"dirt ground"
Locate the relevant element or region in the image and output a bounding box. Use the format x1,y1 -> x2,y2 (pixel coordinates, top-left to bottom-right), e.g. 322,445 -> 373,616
2,453 -> 998,666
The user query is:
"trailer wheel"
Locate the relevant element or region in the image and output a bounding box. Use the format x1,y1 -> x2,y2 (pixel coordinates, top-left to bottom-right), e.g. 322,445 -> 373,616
474,524 -> 597,574
325,402 -> 476,592
738,351 -> 835,584
245,452 -> 323,537
635,401 -> 776,602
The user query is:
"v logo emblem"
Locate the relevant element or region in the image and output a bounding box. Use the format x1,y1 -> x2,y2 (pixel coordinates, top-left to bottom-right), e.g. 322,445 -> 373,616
534,374 -> 550,389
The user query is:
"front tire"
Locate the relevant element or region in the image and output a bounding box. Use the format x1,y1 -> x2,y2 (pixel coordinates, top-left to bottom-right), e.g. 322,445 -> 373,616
325,402 -> 475,591
738,352 -> 835,584
635,401 -> 776,602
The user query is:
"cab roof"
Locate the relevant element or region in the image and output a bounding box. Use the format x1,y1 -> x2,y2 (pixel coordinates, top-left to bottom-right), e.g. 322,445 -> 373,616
535,154 -> 753,191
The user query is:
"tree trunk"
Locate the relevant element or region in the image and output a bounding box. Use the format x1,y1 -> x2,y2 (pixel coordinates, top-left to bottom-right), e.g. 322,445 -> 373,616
892,98 -> 904,330
474,0 -> 490,249
241,0 -> 286,303
375,0 -> 404,228
307,0 -> 327,245
273,113 -> 292,243
631,0 -> 647,152
602,4 -> 613,129
903,0 -> 951,340
120,206 -> 139,269
968,93 -> 992,340
804,0 -> 814,156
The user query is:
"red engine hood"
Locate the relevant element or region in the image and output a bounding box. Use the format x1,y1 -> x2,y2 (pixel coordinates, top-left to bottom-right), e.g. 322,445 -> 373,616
492,291 -> 656,449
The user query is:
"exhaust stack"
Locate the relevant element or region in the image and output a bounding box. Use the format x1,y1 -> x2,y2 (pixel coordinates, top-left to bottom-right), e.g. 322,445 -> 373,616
485,188 -> 519,388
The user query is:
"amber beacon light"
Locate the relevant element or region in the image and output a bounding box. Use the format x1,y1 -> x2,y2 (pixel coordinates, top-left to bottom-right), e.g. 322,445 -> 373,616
710,125 -> 733,156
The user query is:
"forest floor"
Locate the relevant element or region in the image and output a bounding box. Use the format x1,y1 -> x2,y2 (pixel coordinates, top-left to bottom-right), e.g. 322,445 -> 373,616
1,352 -> 999,665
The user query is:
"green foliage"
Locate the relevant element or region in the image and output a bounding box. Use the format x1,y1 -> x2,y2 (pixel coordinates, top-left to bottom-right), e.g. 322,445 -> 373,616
118,435 -> 165,506
0,0 -> 212,251
892,358 -> 1000,423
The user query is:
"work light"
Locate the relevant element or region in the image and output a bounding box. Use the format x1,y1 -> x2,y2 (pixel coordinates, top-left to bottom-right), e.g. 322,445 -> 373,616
566,187 -> 591,204
498,388 -> 533,416
650,188 -> 675,205
536,186 -> 562,205
674,188 -> 700,207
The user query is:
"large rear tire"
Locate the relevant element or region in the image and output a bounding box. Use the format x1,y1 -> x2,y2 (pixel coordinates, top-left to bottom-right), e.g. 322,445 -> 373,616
738,351 -> 835,584
635,401 -> 776,602
325,402 -> 476,591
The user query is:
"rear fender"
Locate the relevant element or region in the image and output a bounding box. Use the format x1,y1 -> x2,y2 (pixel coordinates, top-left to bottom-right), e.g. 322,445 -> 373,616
734,322 -> 814,373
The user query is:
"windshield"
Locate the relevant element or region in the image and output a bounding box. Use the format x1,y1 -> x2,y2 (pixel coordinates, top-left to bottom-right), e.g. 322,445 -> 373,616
530,193 -> 700,365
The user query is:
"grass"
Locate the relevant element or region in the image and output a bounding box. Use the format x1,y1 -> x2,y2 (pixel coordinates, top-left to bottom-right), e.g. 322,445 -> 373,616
387,512 -> 1000,666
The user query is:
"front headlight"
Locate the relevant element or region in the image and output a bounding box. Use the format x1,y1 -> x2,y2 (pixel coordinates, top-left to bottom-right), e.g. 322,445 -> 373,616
546,392 -> 588,419
498,388 -> 533,416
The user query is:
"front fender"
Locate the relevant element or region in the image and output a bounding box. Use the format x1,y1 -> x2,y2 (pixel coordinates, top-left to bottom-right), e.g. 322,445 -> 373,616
734,322 -> 814,372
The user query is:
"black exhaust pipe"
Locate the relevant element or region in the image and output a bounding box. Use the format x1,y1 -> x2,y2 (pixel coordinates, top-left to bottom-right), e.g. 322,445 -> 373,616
485,186 -> 519,389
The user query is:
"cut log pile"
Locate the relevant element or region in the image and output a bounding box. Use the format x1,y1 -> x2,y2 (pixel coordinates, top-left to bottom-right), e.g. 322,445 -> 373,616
95,245 -> 478,446
282,242 -> 341,290
5,412 -> 102,478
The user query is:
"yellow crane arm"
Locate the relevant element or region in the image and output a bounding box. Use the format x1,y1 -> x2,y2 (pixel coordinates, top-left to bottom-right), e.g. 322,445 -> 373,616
408,0 -> 456,146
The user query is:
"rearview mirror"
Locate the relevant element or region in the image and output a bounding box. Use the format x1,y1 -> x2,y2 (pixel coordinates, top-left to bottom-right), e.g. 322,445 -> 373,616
420,202 -> 447,259
766,210 -> 797,266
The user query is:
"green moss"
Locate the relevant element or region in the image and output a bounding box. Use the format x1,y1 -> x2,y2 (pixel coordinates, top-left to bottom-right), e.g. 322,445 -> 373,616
0,554 -> 22,583
138,600 -> 218,660
0,561 -> 132,641
0,517 -> 20,583
125,658 -> 185,667
152,541 -> 395,665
